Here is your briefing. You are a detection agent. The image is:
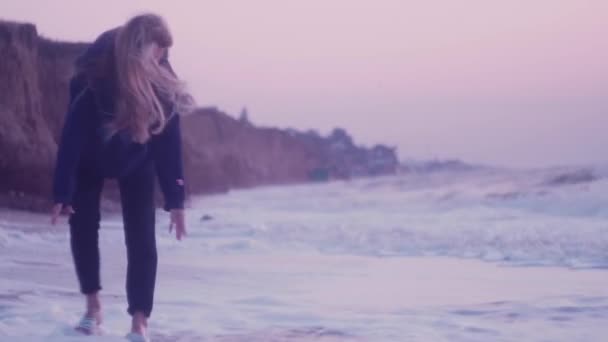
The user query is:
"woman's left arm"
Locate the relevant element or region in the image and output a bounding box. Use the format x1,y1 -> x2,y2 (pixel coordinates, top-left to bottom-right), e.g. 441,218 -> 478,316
150,113 -> 187,240
150,114 -> 186,212
153,54 -> 188,239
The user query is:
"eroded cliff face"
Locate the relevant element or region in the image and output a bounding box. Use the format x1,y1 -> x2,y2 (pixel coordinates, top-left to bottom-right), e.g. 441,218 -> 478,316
181,108 -> 322,194
0,21 -> 397,211
0,21 -> 88,209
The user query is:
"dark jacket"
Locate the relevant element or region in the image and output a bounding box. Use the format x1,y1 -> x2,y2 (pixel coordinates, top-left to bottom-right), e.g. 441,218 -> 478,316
52,29 -> 185,211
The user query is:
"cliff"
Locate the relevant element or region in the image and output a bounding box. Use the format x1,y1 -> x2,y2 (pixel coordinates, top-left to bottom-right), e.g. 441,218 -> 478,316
0,21 -> 89,210
0,21 -> 398,211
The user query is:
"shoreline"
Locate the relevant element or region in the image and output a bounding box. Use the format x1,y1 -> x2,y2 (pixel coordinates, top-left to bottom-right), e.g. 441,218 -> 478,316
1,206 -> 607,340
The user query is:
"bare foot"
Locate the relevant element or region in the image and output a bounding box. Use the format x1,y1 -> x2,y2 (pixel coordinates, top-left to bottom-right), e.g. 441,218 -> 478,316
131,311 -> 148,336
75,293 -> 102,335
86,293 -> 103,324
75,311 -> 102,335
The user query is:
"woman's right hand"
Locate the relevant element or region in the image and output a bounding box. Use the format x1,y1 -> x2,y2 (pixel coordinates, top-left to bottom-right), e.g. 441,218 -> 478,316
51,203 -> 75,225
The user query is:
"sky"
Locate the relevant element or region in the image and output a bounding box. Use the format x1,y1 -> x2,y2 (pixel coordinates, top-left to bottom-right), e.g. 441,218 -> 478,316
3,0 -> 607,167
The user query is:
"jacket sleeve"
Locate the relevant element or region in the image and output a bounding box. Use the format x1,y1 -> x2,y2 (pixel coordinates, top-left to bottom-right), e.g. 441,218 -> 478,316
150,113 -> 186,211
52,85 -> 95,204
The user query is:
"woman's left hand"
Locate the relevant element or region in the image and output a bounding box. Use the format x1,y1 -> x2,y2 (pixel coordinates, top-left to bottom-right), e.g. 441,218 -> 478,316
169,209 -> 186,240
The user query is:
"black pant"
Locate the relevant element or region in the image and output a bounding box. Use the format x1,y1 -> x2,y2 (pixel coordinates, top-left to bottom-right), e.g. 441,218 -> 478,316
69,156 -> 157,317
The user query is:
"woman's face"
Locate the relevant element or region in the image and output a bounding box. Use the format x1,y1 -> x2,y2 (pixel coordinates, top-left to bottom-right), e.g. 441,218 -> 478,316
151,43 -> 167,63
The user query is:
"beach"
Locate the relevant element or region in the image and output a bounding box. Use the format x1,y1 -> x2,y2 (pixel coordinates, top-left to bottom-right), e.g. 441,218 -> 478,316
1,168 -> 607,341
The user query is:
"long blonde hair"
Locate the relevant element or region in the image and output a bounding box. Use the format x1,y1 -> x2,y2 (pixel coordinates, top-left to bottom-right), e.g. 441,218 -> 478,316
112,14 -> 194,143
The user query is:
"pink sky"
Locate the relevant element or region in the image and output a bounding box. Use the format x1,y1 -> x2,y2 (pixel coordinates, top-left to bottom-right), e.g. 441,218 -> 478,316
3,0 -> 607,167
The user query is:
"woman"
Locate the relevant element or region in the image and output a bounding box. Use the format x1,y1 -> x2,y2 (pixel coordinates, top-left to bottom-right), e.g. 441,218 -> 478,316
51,14 -> 193,341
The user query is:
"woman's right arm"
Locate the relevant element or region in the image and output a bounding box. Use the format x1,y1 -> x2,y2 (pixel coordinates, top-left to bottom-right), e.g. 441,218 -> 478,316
52,83 -> 95,206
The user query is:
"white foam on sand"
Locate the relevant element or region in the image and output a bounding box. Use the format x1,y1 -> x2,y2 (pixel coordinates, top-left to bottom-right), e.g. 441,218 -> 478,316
1,167 -> 607,341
